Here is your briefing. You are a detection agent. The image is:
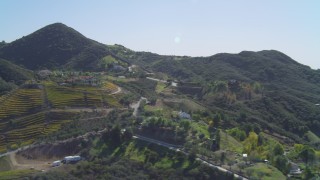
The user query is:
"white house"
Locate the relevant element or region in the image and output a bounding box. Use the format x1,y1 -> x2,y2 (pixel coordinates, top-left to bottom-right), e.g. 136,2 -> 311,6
179,111 -> 191,119
289,163 -> 302,175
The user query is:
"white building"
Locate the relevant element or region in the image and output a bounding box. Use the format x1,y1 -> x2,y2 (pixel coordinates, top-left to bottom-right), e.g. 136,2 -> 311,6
179,111 -> 191,119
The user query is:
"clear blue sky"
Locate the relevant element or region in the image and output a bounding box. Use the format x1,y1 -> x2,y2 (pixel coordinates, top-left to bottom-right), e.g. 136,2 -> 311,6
1,0 -> 319,69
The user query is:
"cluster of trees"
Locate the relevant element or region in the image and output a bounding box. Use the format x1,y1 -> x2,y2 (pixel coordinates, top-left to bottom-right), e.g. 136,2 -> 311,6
241,131 -> 290,173
207,80 -> 263,103
288,144 -> 318,165
226,127 -> 293,174
140,117 -> 186,144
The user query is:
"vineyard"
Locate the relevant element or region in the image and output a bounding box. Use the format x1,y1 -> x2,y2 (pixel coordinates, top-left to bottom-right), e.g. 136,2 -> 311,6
0,111 -> 77,153
45,82 -> 120,108
0,88 -> 43,120
46,84 -> 102,108
0,80 -> 123,153
102,82 -> 118,93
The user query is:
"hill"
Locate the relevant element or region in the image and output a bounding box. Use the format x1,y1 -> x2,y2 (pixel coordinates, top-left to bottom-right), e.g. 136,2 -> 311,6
111,47 -> 320,141
1,23 -> 320,143
0,58 -> 33,95
0,23 -> 112,70
0,58 -> 33,83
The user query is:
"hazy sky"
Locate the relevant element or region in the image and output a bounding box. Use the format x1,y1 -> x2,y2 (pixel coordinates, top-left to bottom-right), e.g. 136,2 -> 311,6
1,0 -> 319,69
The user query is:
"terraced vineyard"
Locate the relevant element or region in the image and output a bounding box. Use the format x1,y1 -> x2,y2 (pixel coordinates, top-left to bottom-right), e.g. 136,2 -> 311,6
45,83 -> 103,108
0,81 -> 123,153
102,82 -> 118,93
0,87 -> 43,120
45,82 -> 121,108
0,111 -> 77,153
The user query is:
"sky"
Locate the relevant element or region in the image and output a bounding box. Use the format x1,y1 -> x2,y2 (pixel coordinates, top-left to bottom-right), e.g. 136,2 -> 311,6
1,0 -> 319,69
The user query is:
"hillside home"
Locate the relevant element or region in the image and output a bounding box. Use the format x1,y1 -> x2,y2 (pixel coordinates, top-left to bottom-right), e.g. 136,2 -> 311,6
179,111 -> 191,119
65,76 -> 101,86
37,70 -> 52,78
289,163 -> 302,175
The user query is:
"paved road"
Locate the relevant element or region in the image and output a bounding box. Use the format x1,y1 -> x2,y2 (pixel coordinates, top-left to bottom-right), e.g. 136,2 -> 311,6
133,135 -> 183,149
196,157 -> 248,180
133,134 -> 248,180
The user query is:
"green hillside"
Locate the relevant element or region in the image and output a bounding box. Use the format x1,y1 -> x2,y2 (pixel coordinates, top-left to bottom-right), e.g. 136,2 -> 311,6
1,23 -> 319,144
111,47 -> 320,142
0,58 -> 33,83
0,58 -> 33,95
0,23 -> 113,70
1,23 -> 320,179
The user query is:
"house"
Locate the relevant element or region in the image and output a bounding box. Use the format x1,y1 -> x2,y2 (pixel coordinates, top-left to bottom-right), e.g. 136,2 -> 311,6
37,70 -> 52,78
289,163 -> 302,175
65,76 -> 100,86
179,111 -> 191,119
171,82 -> 178,87
113,65 -> 126,71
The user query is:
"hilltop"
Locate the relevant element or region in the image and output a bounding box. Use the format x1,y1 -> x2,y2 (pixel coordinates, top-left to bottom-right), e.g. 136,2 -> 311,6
0,23 -> 113,70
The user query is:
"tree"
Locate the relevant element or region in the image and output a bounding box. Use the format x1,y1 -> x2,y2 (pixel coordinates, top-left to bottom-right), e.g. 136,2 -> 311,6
119,95 -> 131,107
257,133 -> 265,146
208,120 -> 214,132
273,155 -> 288,174
220,152 -> 226,165
253,82 -> 263,94
246,169 -> 254,179
110,125 -> 121,147
303,167 -> 314,180
215,130 -> 221,150
299,147 -> 316,165
179,120 -> 190,131
199,133 -> 205,140
212,81 -> 227,92
273,143 -> 284,156
145,149 -> 159,164
188,151 -> 196,163
243,132 -> 258,153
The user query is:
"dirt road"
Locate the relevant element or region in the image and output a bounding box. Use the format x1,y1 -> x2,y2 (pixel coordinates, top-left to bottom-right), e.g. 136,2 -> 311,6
9,153 -> 51,171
